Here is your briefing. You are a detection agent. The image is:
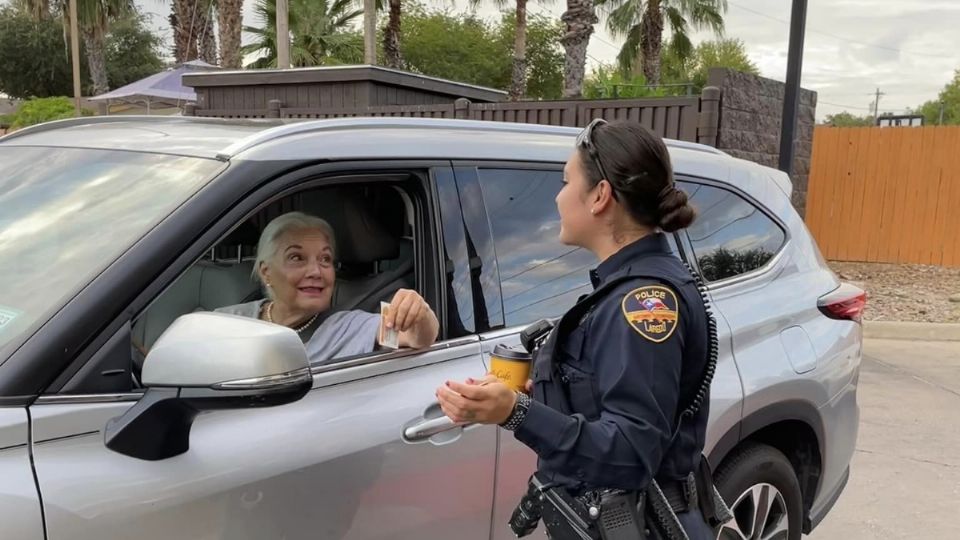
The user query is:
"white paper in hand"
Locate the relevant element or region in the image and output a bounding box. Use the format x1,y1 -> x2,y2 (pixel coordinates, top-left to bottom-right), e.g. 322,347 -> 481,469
379,301 -> 400,350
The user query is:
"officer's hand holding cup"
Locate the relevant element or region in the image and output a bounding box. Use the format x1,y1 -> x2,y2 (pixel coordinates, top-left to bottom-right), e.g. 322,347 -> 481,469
436,344 -> 533,424
436,375 -> 516,425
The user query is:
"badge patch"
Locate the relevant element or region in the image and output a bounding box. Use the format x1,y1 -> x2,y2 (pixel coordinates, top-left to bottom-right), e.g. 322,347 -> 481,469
621,286 -> 679,342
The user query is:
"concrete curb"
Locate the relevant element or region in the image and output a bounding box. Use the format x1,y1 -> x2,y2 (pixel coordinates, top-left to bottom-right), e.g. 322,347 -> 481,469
863,321 -> 960,342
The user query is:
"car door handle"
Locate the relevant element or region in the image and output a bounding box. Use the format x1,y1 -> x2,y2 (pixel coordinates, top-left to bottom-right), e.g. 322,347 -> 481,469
403,416 -> 461,441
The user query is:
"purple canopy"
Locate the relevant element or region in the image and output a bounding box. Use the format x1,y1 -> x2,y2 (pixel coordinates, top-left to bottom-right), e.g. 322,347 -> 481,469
90,60 -> 219,109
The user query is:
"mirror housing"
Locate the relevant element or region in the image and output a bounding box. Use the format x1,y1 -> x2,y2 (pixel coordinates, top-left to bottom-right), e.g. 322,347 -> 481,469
105,313 -> 311,460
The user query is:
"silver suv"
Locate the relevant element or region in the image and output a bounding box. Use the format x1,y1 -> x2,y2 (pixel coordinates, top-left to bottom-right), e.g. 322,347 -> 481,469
0,117 -> 862,540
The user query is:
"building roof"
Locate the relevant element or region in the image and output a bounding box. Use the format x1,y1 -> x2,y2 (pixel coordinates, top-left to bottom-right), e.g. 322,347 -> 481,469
182,65 -> 508,103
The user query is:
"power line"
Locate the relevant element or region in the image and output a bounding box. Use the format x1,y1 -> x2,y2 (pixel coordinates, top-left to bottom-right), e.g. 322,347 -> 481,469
728,1 -> 955,60
817,100 -> 910,113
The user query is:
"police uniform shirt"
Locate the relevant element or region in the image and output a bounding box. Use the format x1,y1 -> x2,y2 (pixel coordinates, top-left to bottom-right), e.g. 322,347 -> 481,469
513,233 -> 710,492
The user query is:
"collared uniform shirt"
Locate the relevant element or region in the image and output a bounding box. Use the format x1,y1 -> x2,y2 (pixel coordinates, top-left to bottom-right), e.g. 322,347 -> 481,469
514,233 -> 711,492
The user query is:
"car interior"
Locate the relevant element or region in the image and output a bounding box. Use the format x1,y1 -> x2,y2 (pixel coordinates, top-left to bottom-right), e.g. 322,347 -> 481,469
131,180 -> 419,358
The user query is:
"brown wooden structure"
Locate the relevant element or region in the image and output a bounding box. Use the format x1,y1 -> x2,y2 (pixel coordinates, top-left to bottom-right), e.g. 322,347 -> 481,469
182,65 -> 721,146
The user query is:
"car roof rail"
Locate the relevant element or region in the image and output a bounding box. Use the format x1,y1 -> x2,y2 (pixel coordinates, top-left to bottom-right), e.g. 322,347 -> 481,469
217,117 -> 584,158
0,115 -> 275,143
220,116 -> 730,159
0,115 -> 173,142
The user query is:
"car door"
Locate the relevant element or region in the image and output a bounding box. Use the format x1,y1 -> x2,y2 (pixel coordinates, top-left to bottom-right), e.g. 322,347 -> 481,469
675,178 -> 792,459
458,164 -> 591,540
26,163 -> 498,540
0,408 -> 44,540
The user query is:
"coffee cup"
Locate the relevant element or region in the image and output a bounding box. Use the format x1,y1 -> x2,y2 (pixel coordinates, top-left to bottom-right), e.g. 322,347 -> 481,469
489,344 -> 532,392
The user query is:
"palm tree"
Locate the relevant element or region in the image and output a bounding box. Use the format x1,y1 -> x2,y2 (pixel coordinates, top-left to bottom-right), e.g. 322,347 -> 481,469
599,0 -> 726,85
476,0 -> 537,100
218,0 -> 244,68
26,0 -> 131,95
560,0 -> 598,98
242,0 -> 364,68
197,0 -> 217,64
383,0 -> 402,68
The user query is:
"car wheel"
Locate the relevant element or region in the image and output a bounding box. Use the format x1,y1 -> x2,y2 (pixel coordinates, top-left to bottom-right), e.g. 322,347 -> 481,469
713,443 -> 803,540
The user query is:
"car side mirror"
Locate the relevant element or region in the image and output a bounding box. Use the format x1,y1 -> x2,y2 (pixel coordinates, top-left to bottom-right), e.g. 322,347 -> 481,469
105,312 -> 311,460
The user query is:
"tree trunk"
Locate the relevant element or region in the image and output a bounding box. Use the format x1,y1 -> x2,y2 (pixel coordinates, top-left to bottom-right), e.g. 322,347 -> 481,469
217,0 -> 244,68
81,26 -> 109,96
170,0 -> 202,64
640,0 -> 664,85
171,0 -> 199,63
198,1 -> 217,64
508,0 -> 528,100
560,0 -> 597,98
383,0 -> 403,69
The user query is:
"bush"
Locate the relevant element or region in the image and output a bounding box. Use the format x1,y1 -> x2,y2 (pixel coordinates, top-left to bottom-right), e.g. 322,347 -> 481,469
9,97 -> 93,130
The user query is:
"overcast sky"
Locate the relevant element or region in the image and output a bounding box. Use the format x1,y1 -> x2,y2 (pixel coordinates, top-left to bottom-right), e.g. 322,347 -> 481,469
134,0 -> 959,120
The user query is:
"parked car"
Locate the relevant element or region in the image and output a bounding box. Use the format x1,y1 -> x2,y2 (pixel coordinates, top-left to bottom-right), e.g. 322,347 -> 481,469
0,116 -> 862,540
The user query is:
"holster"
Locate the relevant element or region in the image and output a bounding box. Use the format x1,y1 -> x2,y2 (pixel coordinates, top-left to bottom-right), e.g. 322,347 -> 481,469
532,473 -> 695,540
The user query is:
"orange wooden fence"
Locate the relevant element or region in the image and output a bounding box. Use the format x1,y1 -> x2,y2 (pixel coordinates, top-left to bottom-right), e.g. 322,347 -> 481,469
805,126 -> 960,267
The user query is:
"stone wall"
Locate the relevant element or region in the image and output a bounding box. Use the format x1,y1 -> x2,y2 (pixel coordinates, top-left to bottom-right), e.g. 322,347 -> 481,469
707,68 -> 817,217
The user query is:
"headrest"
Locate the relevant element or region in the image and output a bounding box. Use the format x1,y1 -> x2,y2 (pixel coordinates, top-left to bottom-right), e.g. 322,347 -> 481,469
300,188 -> 400,265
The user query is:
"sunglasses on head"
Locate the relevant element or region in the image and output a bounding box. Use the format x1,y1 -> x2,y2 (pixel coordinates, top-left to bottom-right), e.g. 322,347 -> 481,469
576,118 -> 618,199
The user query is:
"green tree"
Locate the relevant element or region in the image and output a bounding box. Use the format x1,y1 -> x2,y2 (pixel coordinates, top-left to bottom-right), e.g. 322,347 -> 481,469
583,66 -> 676,98
661,37 -> 757,90
914,69 -> 960,126
401,6 -> 505,87
597,0 -> 726,85
23,0 -> 134,95
821,111 -> 874,127
8,96 -> 94,130
0,8 -> 88,99
400,4 -> 563,99
242,0 -> 364,68
104,12 -> 165,89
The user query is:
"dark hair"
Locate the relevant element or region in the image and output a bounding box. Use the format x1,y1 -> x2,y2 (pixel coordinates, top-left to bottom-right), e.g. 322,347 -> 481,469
577,120 -> 696,232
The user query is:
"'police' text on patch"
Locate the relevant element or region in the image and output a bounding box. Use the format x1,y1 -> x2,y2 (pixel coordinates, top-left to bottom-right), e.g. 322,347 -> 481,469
620,285 -> 679,342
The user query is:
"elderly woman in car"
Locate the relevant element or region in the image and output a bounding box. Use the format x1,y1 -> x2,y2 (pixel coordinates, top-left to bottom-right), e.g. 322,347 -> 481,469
217,211 -> 439,364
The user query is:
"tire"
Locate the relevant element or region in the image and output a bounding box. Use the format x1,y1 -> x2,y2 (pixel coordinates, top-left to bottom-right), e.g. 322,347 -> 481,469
713,443 -> 803,540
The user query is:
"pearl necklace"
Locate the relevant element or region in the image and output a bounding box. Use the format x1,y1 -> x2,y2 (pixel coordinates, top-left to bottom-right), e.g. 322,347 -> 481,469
265,302 -> 319,334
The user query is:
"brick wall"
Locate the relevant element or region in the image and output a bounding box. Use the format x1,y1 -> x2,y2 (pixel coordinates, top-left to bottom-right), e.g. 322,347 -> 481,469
707,68 -> 818,216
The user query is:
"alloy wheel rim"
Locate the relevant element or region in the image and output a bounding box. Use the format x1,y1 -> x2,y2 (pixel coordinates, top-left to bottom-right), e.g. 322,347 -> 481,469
716,482 -> 790,540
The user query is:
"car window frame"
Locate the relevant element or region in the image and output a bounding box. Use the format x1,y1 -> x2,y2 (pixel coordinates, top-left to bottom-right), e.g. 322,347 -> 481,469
36,160 -> 475,402
675,174 -> 791,289
455,160 -> 599,334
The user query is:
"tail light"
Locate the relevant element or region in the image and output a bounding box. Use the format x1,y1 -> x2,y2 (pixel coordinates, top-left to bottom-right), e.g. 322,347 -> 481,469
818,283 -> 867,322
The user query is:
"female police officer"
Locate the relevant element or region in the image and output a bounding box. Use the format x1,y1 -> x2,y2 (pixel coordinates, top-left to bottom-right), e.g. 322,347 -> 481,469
436,119 -> 721,539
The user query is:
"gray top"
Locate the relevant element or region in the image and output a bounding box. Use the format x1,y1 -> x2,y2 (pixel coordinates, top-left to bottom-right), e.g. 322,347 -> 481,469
215,300 -> 381,365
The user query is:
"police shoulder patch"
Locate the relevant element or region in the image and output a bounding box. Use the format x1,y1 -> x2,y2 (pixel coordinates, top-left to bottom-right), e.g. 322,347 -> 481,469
620,285 -> 680,343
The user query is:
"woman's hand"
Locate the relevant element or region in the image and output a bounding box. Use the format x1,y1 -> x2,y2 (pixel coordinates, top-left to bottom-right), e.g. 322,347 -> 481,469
385,289 -> 439,349
436,375 -> 517,425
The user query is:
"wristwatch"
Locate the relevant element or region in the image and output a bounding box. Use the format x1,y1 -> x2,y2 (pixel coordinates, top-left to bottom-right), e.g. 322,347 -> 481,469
500,391 -> 532,431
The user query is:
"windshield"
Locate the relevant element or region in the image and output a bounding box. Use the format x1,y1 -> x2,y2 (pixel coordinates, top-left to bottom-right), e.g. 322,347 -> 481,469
0,147 -> 224,361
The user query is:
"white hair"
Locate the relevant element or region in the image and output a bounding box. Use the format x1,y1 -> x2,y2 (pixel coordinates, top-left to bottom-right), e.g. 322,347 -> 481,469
253,212 -> 336,297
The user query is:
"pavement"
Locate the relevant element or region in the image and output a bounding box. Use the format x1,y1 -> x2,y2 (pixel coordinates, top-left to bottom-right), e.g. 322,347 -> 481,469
863,321 -> 960,341
808,338 -> 960,539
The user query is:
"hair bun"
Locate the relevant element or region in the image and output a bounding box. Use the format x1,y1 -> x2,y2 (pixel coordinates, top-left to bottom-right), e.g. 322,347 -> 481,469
657,185 -> 696,232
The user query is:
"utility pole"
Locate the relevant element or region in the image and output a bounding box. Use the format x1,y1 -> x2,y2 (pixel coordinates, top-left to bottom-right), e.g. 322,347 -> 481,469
363,0 -> 377,65
778,0 -> 807,176
68,0 -> 81,114
939,100 -> 946,125
872,88 -> 885,124
276,0 -> 290,68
